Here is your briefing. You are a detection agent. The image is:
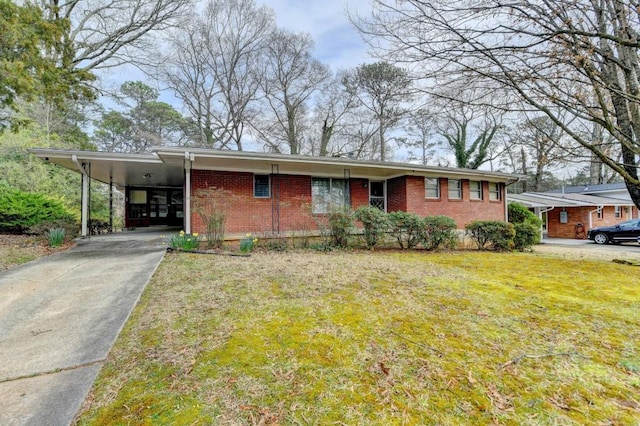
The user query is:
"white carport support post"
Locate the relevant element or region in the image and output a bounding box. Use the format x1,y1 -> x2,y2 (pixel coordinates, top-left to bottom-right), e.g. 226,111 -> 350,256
184,151 -> 193,234
72,155 -> 90,237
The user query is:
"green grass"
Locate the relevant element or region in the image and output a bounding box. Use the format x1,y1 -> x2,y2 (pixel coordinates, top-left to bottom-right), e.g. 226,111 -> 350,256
77,250 -> 640,425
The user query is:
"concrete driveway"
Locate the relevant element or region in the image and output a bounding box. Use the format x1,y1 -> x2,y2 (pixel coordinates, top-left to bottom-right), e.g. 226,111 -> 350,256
0,231 -> 167,426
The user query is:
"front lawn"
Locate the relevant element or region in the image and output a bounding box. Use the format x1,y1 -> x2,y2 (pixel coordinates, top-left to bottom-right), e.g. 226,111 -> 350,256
77,251 -> 640,425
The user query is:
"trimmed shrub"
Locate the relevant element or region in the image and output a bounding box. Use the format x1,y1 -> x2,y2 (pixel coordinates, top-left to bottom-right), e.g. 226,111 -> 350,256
508,202 -> 542,250
0,185 -> 75,234
328,208 -> 354,248
465,220 -> 515,251
513,222 -> 539,251
354,205 -> 389,249
508,202 -> 543,227
421,215 -> 458,250
388,211 -> 423,249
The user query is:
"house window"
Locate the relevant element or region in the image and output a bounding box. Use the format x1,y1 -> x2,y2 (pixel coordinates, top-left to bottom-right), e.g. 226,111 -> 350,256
470,181 -> 482,200
489,182 -> 501,201
597,208 -> 603,219
254,174 -> 270,198
312,178 -> 349,214
448,179 -> 462,199
615,206 -> 621,218
425,178 -> 440,199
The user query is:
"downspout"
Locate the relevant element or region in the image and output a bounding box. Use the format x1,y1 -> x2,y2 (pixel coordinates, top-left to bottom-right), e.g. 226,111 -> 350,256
184,151 -> 194,234
72,155 -> 90,237
588,206 -> 603,230
538,206 -> 554,241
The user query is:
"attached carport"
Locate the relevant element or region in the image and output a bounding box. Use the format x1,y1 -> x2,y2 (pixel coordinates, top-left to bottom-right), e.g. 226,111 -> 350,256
30,149 -> 186,237
508,192 -> 636,238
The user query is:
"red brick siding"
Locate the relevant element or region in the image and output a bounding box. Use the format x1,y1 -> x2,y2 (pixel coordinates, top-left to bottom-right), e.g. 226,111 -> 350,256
547,205 -> 640,238
389,176 -> 506,227
190,170 -> 508,234
387,177 -> 407,212
350,178 -> 370,209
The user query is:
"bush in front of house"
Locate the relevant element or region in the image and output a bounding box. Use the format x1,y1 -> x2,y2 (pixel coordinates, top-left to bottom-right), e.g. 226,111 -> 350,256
354,205 -> 390,249
388,211 -> 424,249
421,215 -> 458,250
328,208 -> 354,248
0,184 -> 76,234
508,202 -> 542,251
465,220 -> 515,251
513,222 -> 539,251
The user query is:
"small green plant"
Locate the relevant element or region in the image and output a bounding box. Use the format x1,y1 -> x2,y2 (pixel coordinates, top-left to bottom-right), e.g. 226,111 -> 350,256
354,205 -> 389,249
388,211 -> 423,249
421,215 -> 458,250
47,227 -> 65,247
169,231 -> 200,251
239,233 -> 258,253
465,220 -> 515,251
328,208 -> 354,248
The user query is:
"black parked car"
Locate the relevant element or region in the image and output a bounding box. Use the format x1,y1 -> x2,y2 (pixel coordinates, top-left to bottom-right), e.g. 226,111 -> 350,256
587,219 -> 640,244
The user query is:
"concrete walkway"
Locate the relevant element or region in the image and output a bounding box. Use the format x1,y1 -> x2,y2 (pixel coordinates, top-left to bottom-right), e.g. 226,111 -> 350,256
0,231 -> 168,426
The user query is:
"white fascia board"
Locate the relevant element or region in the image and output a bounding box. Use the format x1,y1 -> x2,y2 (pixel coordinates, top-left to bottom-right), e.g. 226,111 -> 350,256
154,147 -> 520,182
31,148 -> 162,164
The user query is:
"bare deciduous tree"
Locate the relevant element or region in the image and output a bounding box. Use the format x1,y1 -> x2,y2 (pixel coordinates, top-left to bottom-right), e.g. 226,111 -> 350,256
159,0 -> 274,150
254,30 -> 331,155
355,0 -> 640,207
503,115 -> 578,191
40,0 -> 193,71
342,61 -> 412,161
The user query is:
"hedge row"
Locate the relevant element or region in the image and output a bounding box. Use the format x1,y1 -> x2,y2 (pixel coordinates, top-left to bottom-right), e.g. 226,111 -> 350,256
325,203 -> 540,252
327,206 -> 458,251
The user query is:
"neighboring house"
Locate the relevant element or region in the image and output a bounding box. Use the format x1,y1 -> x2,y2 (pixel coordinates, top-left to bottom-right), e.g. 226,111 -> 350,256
31,147 -> 520,237
508,183 -> 639,239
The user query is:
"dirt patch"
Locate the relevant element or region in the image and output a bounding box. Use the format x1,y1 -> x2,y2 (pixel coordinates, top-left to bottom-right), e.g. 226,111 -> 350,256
0,234 -> 74,270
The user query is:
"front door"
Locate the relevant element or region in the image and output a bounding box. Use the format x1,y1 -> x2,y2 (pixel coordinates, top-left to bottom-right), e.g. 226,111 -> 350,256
369,181 -> 386,211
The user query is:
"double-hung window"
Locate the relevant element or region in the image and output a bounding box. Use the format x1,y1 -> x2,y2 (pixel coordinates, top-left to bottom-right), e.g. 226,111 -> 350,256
425,178 -> 440,199
488,182 -> 501,201
448,179 -> 462,200
469,181 -> 482,200
254,174 -> 270,198
312,178 -> 349,214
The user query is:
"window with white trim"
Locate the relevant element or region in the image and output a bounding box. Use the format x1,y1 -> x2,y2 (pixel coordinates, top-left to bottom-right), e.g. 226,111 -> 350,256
489,182 -> 501,201
311,178 -> 349,214
425,178 -> 440,199
615,205 -> 621,218
448,179 -> 462,199
254,174 -> 270,198
469,181 -> 482,200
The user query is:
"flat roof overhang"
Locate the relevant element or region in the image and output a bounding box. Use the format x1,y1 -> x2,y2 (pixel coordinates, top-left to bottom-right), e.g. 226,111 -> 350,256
508,192 -> 634,208
155,147 -> 521,182
31,147 -> 522,188
30,149 -> 185,189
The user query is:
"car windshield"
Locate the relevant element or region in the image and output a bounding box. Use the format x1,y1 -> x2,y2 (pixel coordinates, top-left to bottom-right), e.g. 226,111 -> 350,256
619,220 -> 640,229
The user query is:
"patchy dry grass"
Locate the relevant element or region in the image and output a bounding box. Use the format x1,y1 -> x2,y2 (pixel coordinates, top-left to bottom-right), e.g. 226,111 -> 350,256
0,234 -> 71,270
77,250 -> 640,425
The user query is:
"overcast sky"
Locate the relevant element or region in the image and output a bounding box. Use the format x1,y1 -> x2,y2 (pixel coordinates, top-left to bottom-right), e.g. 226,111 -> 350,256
260,0 -> 372,70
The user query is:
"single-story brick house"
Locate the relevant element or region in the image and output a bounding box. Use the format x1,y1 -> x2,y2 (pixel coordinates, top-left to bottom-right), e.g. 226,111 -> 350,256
508,183 -> 639,239
32,147 -> 520,237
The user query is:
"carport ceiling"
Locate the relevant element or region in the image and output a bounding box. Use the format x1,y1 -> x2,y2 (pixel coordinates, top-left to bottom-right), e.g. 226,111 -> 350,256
30,149 -> 184,188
